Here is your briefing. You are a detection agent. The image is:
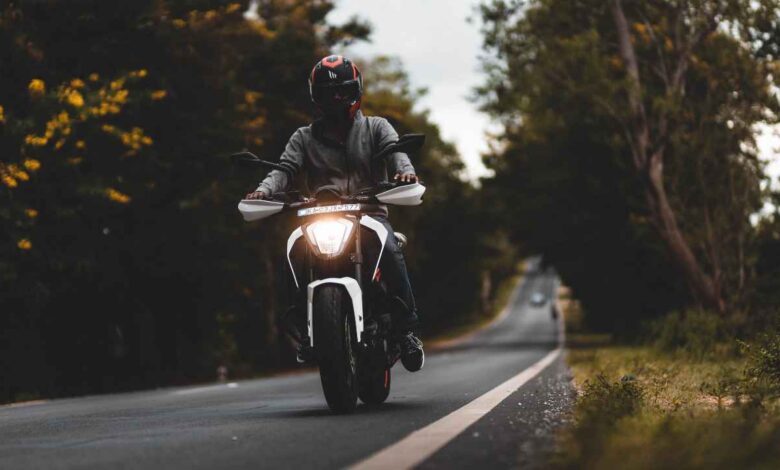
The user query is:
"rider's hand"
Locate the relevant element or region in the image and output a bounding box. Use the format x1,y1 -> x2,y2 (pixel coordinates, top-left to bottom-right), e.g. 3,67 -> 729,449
393,172 -> 418,184
245,190 -> 267,200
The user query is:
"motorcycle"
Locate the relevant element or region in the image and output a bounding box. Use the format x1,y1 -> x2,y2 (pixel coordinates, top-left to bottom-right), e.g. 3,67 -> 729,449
234,134 -> 426,413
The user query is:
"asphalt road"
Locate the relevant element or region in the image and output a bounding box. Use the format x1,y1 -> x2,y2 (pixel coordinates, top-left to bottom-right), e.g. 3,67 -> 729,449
0,261 -> 571,469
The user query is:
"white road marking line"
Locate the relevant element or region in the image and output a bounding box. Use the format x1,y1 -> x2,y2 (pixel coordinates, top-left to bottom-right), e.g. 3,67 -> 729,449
172,382 -> 239,396
0,399 -> 48,409
350,288 -> 565,470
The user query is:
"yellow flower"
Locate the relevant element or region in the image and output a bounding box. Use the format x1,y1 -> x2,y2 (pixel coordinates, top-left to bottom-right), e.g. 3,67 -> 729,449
105,187 -> 131,204
24,135 -> 48,147
172,19 -> 186,29
67,90 -> 85,108
6,164 -> 28,181
25,208 -> 38,218
75,140 -> 86,149
28,78 -> 46,96
112,89 -> 129,103
17,238 -> 32,250
70,78 -> 85,89
110,79 -> 125,90
141,136 -> 153,146
151,90 -> 167,100
101,124 -> 116,133
0,105 -> 5,124
23,159 -> 41,171
89,73 -> 100,82
54,138 -> 66,150
13,169 -> 29,182
136,69 -> 148,78
2,175 -> 17,188
226,3 -> 242,13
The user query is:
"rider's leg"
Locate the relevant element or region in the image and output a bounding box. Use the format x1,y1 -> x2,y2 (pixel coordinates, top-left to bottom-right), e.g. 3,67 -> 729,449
374,217 -> 419,332
373,217 -> 424,372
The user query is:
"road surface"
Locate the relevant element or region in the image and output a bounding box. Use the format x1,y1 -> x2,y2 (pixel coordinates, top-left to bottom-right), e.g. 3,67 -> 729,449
0,261 -> 573,469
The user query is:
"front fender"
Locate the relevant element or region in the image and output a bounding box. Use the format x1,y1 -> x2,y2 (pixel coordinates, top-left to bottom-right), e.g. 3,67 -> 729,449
307,277 -> 364,346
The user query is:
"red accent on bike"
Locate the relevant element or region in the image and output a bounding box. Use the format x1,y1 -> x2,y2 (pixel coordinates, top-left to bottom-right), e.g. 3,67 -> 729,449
373,267 -> 381,282
351,63 -> 358,79
322,55 -> 344,68
383,369 -> 389,388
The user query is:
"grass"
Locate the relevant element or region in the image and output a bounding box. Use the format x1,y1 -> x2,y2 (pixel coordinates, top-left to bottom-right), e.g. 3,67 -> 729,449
556,302 -> 780,469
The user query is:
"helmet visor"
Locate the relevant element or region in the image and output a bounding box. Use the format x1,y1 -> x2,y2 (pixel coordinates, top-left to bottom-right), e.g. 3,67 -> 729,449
312,80 -> 361,107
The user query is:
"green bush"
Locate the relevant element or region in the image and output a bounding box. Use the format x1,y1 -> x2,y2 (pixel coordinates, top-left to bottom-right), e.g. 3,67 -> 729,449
577,373 -> 644,427
650,309 -> 727,358
742,333 -> 780,401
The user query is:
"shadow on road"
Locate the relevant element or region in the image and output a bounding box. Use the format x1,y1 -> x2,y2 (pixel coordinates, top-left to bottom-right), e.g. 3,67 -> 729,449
439,338 -> 558,355
262,400 -> 432,419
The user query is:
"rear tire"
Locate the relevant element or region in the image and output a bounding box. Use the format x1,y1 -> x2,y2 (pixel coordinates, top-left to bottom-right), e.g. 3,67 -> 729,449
358,365 -> 391,405
314,285 -> 358,413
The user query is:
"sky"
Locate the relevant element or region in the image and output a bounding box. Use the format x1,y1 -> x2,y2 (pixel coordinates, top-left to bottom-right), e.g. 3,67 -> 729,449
327,0 -> 494,181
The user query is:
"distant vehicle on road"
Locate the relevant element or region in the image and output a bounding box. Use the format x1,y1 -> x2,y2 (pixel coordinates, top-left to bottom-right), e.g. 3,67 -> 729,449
530,292 -> 547,306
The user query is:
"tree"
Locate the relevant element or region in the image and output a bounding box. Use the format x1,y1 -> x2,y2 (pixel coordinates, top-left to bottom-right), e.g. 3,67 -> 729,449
608,0 -> 776,312
477,0 -> 778,327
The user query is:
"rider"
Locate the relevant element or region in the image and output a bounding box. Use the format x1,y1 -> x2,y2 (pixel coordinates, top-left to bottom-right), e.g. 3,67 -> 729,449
244,55 -> 424,372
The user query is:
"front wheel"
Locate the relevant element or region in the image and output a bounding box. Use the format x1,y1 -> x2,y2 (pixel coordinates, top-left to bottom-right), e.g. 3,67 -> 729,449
314,285 -> 358,413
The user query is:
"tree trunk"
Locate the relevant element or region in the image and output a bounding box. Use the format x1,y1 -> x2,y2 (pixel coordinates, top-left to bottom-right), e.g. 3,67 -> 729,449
645,157 -> 725,312
611,0 -> 726,313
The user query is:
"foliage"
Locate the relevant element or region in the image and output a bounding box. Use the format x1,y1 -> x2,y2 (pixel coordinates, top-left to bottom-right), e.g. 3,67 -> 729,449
560,339 -> 780,469
650,309 -> 729,359
742,333 -> 780,401
576,373 -> 644,428
476,0 -> 779,331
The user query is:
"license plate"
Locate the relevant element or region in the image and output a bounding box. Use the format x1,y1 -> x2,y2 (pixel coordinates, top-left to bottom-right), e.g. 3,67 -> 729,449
297,204 -> 360,216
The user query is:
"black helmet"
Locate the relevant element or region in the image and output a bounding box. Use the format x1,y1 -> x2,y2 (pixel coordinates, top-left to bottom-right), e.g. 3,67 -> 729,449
309,55 -> 363,119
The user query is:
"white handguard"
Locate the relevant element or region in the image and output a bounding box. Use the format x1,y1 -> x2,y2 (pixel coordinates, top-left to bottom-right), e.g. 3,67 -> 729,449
375,183 -> 426,206
238,199 -> 284,222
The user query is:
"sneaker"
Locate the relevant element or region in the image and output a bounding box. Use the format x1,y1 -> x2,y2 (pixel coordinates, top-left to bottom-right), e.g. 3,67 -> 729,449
296,343 -> 314,364
399,332 -> 424,372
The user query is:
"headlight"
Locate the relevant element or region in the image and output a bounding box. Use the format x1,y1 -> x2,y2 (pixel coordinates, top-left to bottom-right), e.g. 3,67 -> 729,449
305,218 -> 355,257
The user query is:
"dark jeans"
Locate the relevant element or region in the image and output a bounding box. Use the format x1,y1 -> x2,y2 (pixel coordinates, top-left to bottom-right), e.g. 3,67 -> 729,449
373,216 -> 419,332
285,216 -> 418,337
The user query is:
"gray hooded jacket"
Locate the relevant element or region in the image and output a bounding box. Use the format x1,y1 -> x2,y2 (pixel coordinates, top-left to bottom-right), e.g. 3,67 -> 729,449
256,111 -> 415,203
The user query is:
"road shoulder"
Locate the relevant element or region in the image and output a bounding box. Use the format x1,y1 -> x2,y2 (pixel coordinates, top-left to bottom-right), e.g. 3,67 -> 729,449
418,354 -> 575,469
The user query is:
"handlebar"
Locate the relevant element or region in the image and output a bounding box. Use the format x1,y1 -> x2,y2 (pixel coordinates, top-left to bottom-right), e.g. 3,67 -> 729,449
263,179 -> 423,207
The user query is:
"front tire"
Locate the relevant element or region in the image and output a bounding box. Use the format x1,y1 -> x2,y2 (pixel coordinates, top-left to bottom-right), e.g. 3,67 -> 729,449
314,285 -> 358,413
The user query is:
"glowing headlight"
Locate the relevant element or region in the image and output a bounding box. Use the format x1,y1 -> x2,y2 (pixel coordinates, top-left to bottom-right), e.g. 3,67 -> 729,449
305,218 -> 355,257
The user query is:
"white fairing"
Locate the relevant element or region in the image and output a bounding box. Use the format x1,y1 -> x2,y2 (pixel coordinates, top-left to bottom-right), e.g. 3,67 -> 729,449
360,215 -> 388,279
307,277 -> 364,346
286,227 -> 304,289
375,183 -> 426,206
238,199 -> 284,222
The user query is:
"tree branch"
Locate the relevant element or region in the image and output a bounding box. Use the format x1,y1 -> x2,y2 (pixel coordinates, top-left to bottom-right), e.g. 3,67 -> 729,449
611,0 -> 650,170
